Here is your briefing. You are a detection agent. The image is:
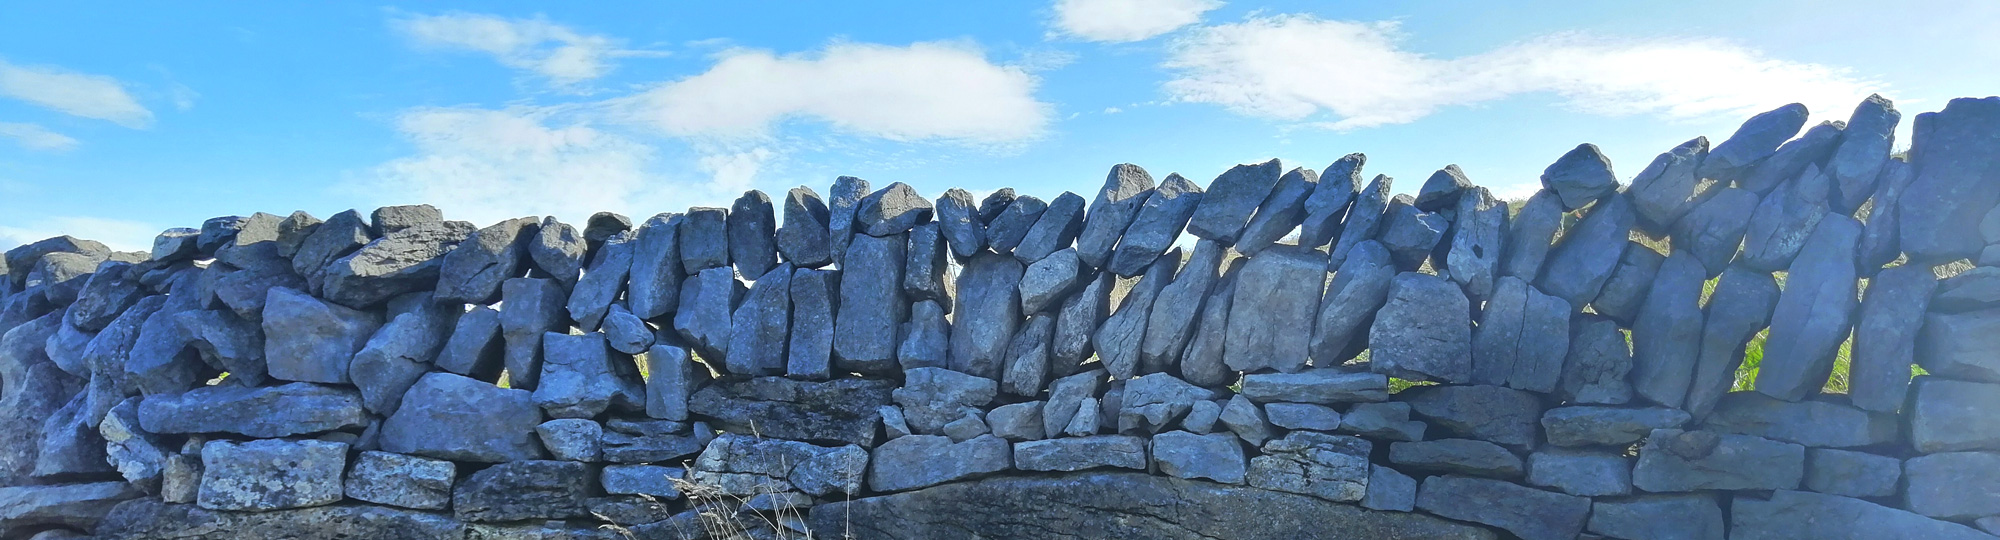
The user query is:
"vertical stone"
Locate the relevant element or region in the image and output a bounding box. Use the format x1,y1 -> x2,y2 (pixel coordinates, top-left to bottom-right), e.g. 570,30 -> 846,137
1848,264 -> 1933,412
935,188 -> 987,260
1108,174 -> 1203,277
1900,97 -> 2000,263
1188,159 -> 1284,244
1630,252 -> 1707,409
1856,159 -> 1913,272
903,223 -> 953,309
1013,191 -> 1085,263
778,186 -> 833,268
1076,164 -> 1156,269
1628,136 -> 1713,231
1138,239 -> 1224,374
827,176 -> 870,267
1369,272 -> 1473,383
728,190 -> 779,279
1740,163 -> 1831,272
1001,314 -> 1055,397
1050,270 -> 1111,378
951,253 -> 1024,380
1499,190 -> 1562,281
1182,260 -> 1245,387
1756,216 -> 1861,401
1826,94 -> 1900,214
1471,277 -> 1571,394
1310,241 -> 1393,366
436,306 -> 506,381
1234,166 -> 1320,256
1328,174 -> 1392,270
834,233 -> 905,374
645,344 -> 703,421
1223,245 -> 1325,374
786,268 -> 838,380
1095,248 -> 1179,379
1444,186 -> 1507,301
1537,193 -> 1635,308
674,266 -> 743,363
1589,243 -> 1664,326
1560,314 -> 1633,405
499,277 -> 566,390
1298,153 -> 1365,249
1683,267 -> 1781,420
627,213 -> 684,321
726,263 -> 792,377
898,299 -> 950,370
1671,187 -> 1759,277
677,207 -> 729,275
566,232 -> 632,331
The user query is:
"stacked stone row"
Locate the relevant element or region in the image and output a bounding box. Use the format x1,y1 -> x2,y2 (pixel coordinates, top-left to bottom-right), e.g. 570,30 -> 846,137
0,94 -> 1996,540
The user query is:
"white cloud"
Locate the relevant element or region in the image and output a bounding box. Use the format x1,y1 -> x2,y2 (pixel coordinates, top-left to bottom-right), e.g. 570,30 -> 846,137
1163,16 -> 1880,129
615,41 -> 1049,143
0,58 -> 153,128
0,215 -> 160,252
1103,107 -> 1123,114
393,12 -> 655,87
1051,0 -> 1223,43
0,122 -> 78,151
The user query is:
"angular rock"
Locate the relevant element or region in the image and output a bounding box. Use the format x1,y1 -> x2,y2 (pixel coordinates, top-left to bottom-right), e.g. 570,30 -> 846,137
1541,406 -> 1689,447
1908,377 -> 2000,453
436,305 -> 503,380
498,277 -> 566,390
1183,399 -> 1222,434
1375,197 -> 1446,270
827,176 -> 870,267
855,182 -> 933,237
1013,435 -> 1146,472
1587,494 -> 1725,540
1526,448 -> 1630,496
349,296 -> 458,415
1629,251 -> 1707,408
1805,448 -> 1899,498
1015,191 -> 1085,262
1500,190 -> 1563,281
1701,103 -> 1809,185
675,208 -> 728,274
673,266 -> 741,361
834,232 -> 904,374
1118,373 -> 1217,434
1361,466 -> 1417,512
1628,137 -> 1713,230
785,267 -> 838,379
1827,95 -> 1900,212
1743,119 -> 1845,195
1586,243 -> 1662,326
1537,193 -> 1635,307
934,188 -> 986,260
1140,432 -> 1241,488
1414,165 -> 1473,211
1934,267 -> 2000,312
1684,267 -> 1781,420
869,434 -> 1010,492
1095,248 -> 1178,378
1064,397 -> 1102,437
151,228 -> 201,263
321,221 -> 471,308
644,344 -> 703,421
903,222 -> 952,308
727,190 -> 779,278
370,205 -> 441,236
1240,369 -> 1387,404
602,419 -> 706,464
894,367 -> 997,434
1857,159 -> 1914,270
1108,173 -> 1203,276
198,439 -> 347,511
1471,276 -> 1571,393
688,376 -> 892,447
1298,154 -> 1365,249
1390,439 -> 1524,478
1309,240 -> 1392,364
1138,239 -> 1223,373
986,401 -> 1043,441
1338,402 -> 1426,442
897,299 -> 950,370
1731,489 -> 1995,540
1043,369 -> 1104,439
1904,451 -> 2000,520
1222,245 -> 1324,373
1756,216 -> 1861,401
1248,432 -> 1372,502
345,451 -> 454,510
1632,429 -> 1803,491
1328,174 -> 1393,270
1672,188 -> 1759,277
1741,163 -> 1831,271
1074,164 -> 1156,267
1235,166 -> 1320,256
452,460 -> 589,522
536,418 -> 602,461
1703,392 -> 1895,448
776,187 -> 833,269
1542,143 -> 1619,210
0,482 -> 137,537
726,263 -> 792,377
600,305 -> 653,355
262,287 -> 380,384
1417,475 -> 1590,540
626,213 -> 684,320
1189,159 -> 1284,243
175,308 -> 267,385
1900,98 -> 2000,262
943,252 -> 1022,379
1001,314 -> 1055,397
139,382 -> 367,437
381,372 -> 546,462
534,332 -> 642,418
1018,247 -> 1080,315
65,261 -> 144,332
435,217 -> 537,304
1049,270 -> 1110,377
1917,307 -> 2000,384
1369,272 -> 1472,383
599,464 -> 684,498
99,398 -> 167,491
1180,260 -> 1242,386
1402,385 -> 1540,448
1219,394 -> 1274,447
1444,186 -> 1506,299
984,194 -> 1046,255
566,232 -> 633,331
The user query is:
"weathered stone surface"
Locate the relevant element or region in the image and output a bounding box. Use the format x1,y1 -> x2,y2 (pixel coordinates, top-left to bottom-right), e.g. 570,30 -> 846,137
776,186 -> 833,269
151,228 -> 202,263
381,372 -> 546,462
1587,494 -> 1725,540
600,464 -> 684,498
1684,267 -> 1781,420
1732,489 -> 1995,540
1222,245 -> 1324,373
139,382 -> 366,437
1015,191 -> 1085,262
566,232 -> 632,331
1805,448 -> 1899,498
902,223 -> 952,310
1918,307 -> 2000,384
1857,159 -> 1914,270
1135,240 -> 1220,372
782,267 -> 837,380
1527,448 -> 1630,496
869,434 -> 1010,492
66,261 -> 143,332
856,182 -> 934,237
1542,406 -> 1690,448
1370,272 -> 1472,383
1096,247 -> 1178,378
1248,432 -> 1372,502
1501,190 -> 1563,281
1901,97 -> 2000,262
1180,260 -> 1243,386
435,305 -> 502,380
675,207 -> 728,274
1401,384 -> 1540,448
1065,397 -> 1102,437
0,316 -> 75,486
534,332 -> 642,419
1189,159 -> 1284,243
1588,243 -> 1661,326
1376,196 -> 1445,270
1017,247 -> 1079,316
370,205 -> 441,236
536,418 -> 602,461
1001,314 -> 1054,397
1240,369 -> 1387,404
1632,429 -> 1803,491
1390,439 -> 1524,478
261,287 -> 380,384
1472,276 -> 1571,393
1629,251 -> 1706,408
100,398 -> 166,491
644,344 -> 703,422
1703,392 -> 1895,448
986,401 -> 1042,441
344,450 -> 454,510
934,188 -> 986,260
1219,394 -> 1274,447
160,453 -> 197,504
197,216 -> 250,258
1014,435 -> 1146,472
723,263 -> 791,376
453,460 -> 589,522
728,190 -> 778,278
1338,402 -> 1425,442
1183,399 -> 1222,434
1150,430 -> 1245,484
1537,193 -> 1634,307
99,498 -> 470,538
1934,267 -> 2000,313
1044,369 -> 1104,439
1444,186 -> 1506,299
1308,240 -> 1391,365
1329,174 -> 1393,270
1628,136 -> 1712,230
1236,166 -> 1319,256
673,265 -> 740,361
1050,270 -> 1110,377
602,418 -> 706,464
499,277 -> 567,390
1414,165 -> 1472,211
1743,119 -> 1844,194
897,299 -> 950,370
350,295 -> 457,414
895,366 -> 996,435
1701,103 -> 1809,185
1362,465 -> 1417,512
0,481 -> 137,537
436,217 -> 537,304
1299,154 -> 1365,249
1757,216 -> 1861,401
1417,474 -> 1590,540
812,472 -> 1497,540
600,305 -> 653,355
1910,377 -> 2000,453
198,439 -> 347,511
1904,451 -> 2000,520
175,308 -> 266,385
1108,173 -> 1203,276
1741,163 -> 1831,271
1824,95 -> 1899,212
948,252 -> 1023,379
1072,164 -> 1156,268
689,376 -> 892,447
834,232 -> 904,374
689,433 -> 863,496
1118,373 -> 1217,434
1671,188 -> 1759,277
320,221 -> 471,308
828,176 -> 871,267
984,194 -> 1046,255
1542,143 -> 1619,210
584,211 -> 632,249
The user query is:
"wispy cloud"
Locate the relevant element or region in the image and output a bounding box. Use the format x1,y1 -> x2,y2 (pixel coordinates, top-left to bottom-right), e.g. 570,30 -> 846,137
0,215 -> 160,252
392,12 -> 662,88
0,122 -> 79,151
1163,15 -> 1880,129
1050,0 -> 1223,43
0,57 -> 153,128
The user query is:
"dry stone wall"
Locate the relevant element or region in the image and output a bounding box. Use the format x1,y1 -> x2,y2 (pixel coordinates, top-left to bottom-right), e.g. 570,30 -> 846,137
2,94 -> 1999,540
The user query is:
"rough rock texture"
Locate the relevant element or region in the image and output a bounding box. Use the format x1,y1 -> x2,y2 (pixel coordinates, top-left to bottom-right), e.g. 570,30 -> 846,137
827,176 -> 870,267
1756,216 -> 1861,401
1311,241 -> 1394,364
435,217 -> 537,305
689,376 -> 892,447
1188,159 -> 1284,244
1632,429 -> 1804,492
834,232 -> 905,374
645,344 -> 703,421
904,223 -> 952,309
1417,475 -> 1590,540
1096,248 -> 1178,379
626,213 -> 684,320
1827,94 -> 1900,211
498,277 -> 566,390
1904,451 -> 2000,520
261,287 -> 381,384
1741,163 -> 1831,272
1587,494 -> 1726,540
1900,96 -> 2000,262
1909,377 -> 2000,453
534,332 -> 642,419
1235,166 -> 1319,256
1673,188 -> 1759,276
138,382 -> 367,438
898,299 -> 950,370
1701,392 -> 1896,448
1537,194 -> 1634,308
1542,406 -> 1690,447
1370,272 -> 1472,383
727,190 -> 779,278
1001,314 -> 1055,397
1109,173 -> 1203,277
1629,251 -> 1706,409
1857,159 -> 1914,270
1500,190 -> 1563,281
786,267 -> 839,380
0,482 -> 137,537
344,450 -> 454,510
1151,431 -> 1246,484
1701,103 -> 1808,184
1444,186 -> 1507,300
1014,435 -> 1147,472
855,182 -> 934,237
1224,245 -> 1325,373
198,439 -> 347,511
1541,143 -> 1619,209
1685,267 -> 1781,420
1917,306 -> 2000,384
1139,239 -> 1223,373
1241,369 -> 1388,404
1376,197 -> 1446,271
1627,137 -> 1712,231
951,253 -> 1023,379
1471,276 -> 1571,393
726,263 -> 792,377
934,188 -> 986,260
1731,489 -> 1995,540
868,435 -> 1010,492
452,460 -> 589,522
1589,243 -> 1661,325
1299,154 -> 1365,249
985,195 -> 1046,255
1247,432 -> 1372,503
1329,174 -> 1393,270
1742,119 -> 1843,194
1401,385 -> 1541,449
321,221 -> 472,308
566,232 -> 633,331
1015,191 -> 1086,262
1051,271 -> 1111,377
1525,448 -> 1630,496
1390,439 -> 1524,478
1805,448 -> 1899,498
380,372 -> 546,462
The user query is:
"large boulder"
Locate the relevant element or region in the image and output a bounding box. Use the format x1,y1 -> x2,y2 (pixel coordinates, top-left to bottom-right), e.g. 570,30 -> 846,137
1375,196 -> 1445,270
688,376 -> 893,447
380,372 -> 546,462
985,195 -> 1046,255
1051,271 -> 1112,377
1900,96 -> 2000,262
348,294 -> 458,415
261,287 -> 381,384
1525,448 -> 1630,496
1223,245 -> 1325,374
673,266 -> 742,362
1416,475 -> 1590,540
138,382 -> 367,438
1857,160 -> 1914,270
533,332 -> 642,419
198,439 -> 348,511
1756,216 -> 1861,401
1188,159 -> 1283,244
894,367 -> 997,435
627,212 -> 685,320
1117,373 -> 1217,434
1540,143 -> 1619,210
1742,119 -> 1843,194
1369,272 -> 1472,383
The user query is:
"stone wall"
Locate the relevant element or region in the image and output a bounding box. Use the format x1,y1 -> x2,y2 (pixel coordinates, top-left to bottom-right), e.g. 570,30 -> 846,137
1,94 -> 1998,540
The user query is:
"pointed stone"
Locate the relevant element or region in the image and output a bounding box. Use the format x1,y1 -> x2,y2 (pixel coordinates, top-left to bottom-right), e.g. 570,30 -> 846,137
898,299 -> 950,370
1742,119 -> 1845,195
1629,137 -> 1714,230
1537,193 -> 1634,308
1218,394 -> 1273,447
1108,173 -> 1203,276
1756,216 -> 1860,401
834,233 -> 904,374
1849,264 -> 1933,412
903,223 -> 952,309
778,187 -> 833,268
601,305 -> 653,355
1672,187 -> 1759,276
727,190 -> 778,278
1001,314 -> 1055,397
1298,154 -> 1365,249
855,182 -> 933,237
934,188 -> 986,259
1043,369 -> 1103,438
1630,251 -> 1707,409
983,195 -> 1046,255
1376,196 -> 1446,271
1310,240 -> 1393,365
1857,160 -> 1914,272
951,252 -> 1024,380
66,262 -> 144,332
499,277 -> 567,390
1414,165 -> 1472,211
1189,159 -> 1284,244
977,188 -> 1016,224
1827,95 -> 1900,213
532,217 -> 587,289
1076,164 -> 1156,268
1139,239 -> 1223,373
1741,163 -> 1831,272
726,263 -> 792,377
566,232 -> 632,331
1095,248 -> 1178,379
1444,187 -> 1506,300
1235,166 -> 1320,256
1684,267 -> 1781,420
436,217 -> 538,305
1370,272 -> 1473,383
786,268 -> 838,380
1330,174 -> 1393,270
1471,277 -> 1571,393
1541,143 -> 1619,209
1223,245 -> 1324,374
1014,191 -> 1085,263
674,266 -> 742,362
1500,190 -> 1563,281
675,207 -> 728,274
1181,260 -> 1244,387
1699,103 -> 1809,184
627,213 -> 685,321
1050,270 -> 1111,377
1589,243 -> 1663,325
827,176 -> 870,267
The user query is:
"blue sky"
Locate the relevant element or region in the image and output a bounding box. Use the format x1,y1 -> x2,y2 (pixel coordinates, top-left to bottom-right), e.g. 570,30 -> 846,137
2,0 -> 1996,250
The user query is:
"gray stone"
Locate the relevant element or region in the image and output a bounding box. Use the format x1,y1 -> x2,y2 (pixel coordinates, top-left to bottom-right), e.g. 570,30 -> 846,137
726,263 -> 791,376
727,190 -> 778,277
1044,369 -> 1104,439
1910,377 -> 2000,453
1805,448 -> 1899,498
1223,245 -> 1324,373
1701,103 -> 1809,184
321,221 -> 471,308
0,315 -> 74,486
1444,186 -> 1506,299
1096,247 -> 1179,378
1108,173 -> 1203,276
1894,107 -> 2000,255
1919,307 -> 2000,384
1310,240 -> 1392,364
601,419 -> 706,463
1537,193 -> 1635,307
675,207 -> 729,275
986,401 -> 1043,441
99,398 -> 167,491
1417,474 -> 1590,540
903,223 -> 952,308
1827,95 -> 1900,212
261,287 -> 380,384
1118,373 -> 1218,434
1391,438 -> 1523,478
870,434 -> 1010,492
1472,276 -> 1571,393
644,344 -> 703,421
6,235 -> 107,287
1632,429 -> 1803,491
828,176 -> 871,267
1857,159 -> 1914,270
160,453 -> 198,504
1075,164 -> 1156,267
1015,191 -> 1085,262
1018,247 -> 1080,316
600,305 -> 653,355
1050,270 -> 1111,376
1703,392 -> 1896,448
627,213 -> 685,320
452,460 -> 589,522
1065,397 -> 1102,437
1240,369 -> 1387,404
1248,432 -> 1372,502
1180,261 -> 1243,386
1743,119 -> 1845,194
1369,272 -> 1473,383
895,366 -> 997,434
1542,406 -> 1689,447
1151,430 -> 1246,484
344,450 -> 454,510
984,195 -> 1046,255
436,217 -> 537,304
33,391 -> 110,479
97,498 -> 468,538
934,188 -> 986,260
534,332 -> 642,419
436,305 -> 503,380
777,187 -> 833,268
786,268 -> 838,379
689,376 -> 892,447
0,482 -> 136,537
1299,154 -> 1365,249
1189,159 -> 1284,243
1339,402 -> 1426,442
1361,465 -> 1417,512
499,277 -> 566,389
1501,190 -> 1563,283
835,232 -> 905,374
1587,494 -> 1725,540
566,232 -> 633,331
856,182 -> 933,237
1734,489 -> 1996,540
1376,197 -> 1446,270
977,188 -> 1016,222
1591,244 -> 1663,325
350,296 -> 458,415
1905,451 -> 2000,520
1014,435 -> 1146,472
381,372 -> 546,462
673,266 -> 741,361
601,464 -> 684,498
1183,399 -> 1222,434
584,211 -> 633,249
1401,384 -> 1540,448
1140,239 -> 1224,373
536,418 -> 602,461
175,308 -> 266,384
1740,163 -> 1831,272
65,262 -> 143,331
1935,267 -> 2000,312
151,228 -> 201,263
949,252 -> 1022,379
1673,188 -> 1759,277
898,299 -> 950,370
1628,136 -> 1712,230
1219,394 -> 1274,447
196,216 -> 249,256
1542,143 -> 1620,209
1684,267 -> 1781,420
1235,166 -> 1320,256
139,382 -> 367,437
1527,448 -> 1631,496
1630,251 -> 1707,408
1757,216 -> 1861,401
370,205 -> 442,236
1415,165 -> 1473,211
1329,175 -> 1393,271
1001,314 -> 1055,397
198,439 -> 346,511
